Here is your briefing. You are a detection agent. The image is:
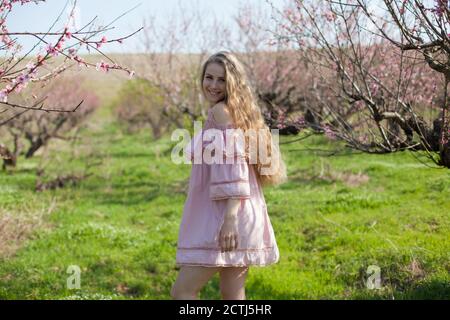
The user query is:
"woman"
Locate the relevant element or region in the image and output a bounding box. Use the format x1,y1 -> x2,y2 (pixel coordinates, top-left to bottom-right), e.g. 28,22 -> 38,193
171,51 -> 287,300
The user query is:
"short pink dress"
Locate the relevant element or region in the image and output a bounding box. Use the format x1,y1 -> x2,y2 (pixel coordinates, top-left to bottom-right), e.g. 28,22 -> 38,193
175,108 -> 280,267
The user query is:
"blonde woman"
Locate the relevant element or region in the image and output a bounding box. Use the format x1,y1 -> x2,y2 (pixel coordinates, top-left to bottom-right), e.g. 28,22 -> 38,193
171,51 -> 287,300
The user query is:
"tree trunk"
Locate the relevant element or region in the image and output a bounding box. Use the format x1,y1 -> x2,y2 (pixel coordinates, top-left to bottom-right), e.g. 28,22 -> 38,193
0,144 -> 17,169
440,76 -> 450,168
25,136 -> 45,158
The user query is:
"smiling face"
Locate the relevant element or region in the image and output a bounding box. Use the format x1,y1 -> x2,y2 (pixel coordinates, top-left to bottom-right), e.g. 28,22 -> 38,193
202,62 -> 227,105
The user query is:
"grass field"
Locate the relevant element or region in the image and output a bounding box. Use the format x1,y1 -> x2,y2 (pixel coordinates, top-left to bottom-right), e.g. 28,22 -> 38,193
0,105 -> 449,300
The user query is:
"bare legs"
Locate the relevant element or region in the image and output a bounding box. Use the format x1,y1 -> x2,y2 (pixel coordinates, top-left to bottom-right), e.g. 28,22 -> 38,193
171,266 -> 220,300
171,266 -> 249,300
219,266 -> 249,300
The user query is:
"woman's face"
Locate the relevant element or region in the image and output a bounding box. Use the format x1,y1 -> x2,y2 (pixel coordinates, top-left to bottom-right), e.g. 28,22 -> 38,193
202,62 -> 226,105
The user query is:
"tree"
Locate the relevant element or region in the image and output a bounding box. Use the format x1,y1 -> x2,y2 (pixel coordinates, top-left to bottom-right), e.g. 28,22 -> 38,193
0,0 -> 141,162
272,0 -> 449,167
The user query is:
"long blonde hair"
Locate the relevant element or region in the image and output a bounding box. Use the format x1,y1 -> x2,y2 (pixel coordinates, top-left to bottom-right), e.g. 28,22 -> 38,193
200,51 -> 287,187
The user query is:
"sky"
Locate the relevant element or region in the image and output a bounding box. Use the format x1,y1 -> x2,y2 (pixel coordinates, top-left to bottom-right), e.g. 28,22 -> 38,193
8,0 -> 287,54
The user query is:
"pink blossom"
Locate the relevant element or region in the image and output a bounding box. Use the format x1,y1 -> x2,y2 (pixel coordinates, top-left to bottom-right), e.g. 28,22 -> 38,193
96,36 -> 107,49
0,89 -> 8,102
64,28 -> 72,39
323,124 -> 336,140
432,0 -> 448,17
12,73 -> 30,92
46,43 -> 58,57
295,116 -> 306,126
55,38 -> 64,50
96,61 -> 110,72
324,11 -> 336,22
17,73 -> 29,84
37,54 -> 45,65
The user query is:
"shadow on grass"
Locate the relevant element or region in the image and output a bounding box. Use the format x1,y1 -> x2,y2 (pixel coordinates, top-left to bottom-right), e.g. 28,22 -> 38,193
400,280 -> 450,299
82,182 -> 163,206
76,178 -> 188,206
107,151 -> 153,159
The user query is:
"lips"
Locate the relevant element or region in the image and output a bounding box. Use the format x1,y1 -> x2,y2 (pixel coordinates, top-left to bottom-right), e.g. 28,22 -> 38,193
209,90 -> 221,96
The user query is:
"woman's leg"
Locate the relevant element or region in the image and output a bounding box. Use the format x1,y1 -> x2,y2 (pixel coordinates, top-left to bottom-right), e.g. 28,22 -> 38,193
219,266 -> 249,300
171,266 -> 221,300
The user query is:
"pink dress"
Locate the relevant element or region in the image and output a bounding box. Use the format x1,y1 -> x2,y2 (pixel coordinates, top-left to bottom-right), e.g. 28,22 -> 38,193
175,108 -> 280,267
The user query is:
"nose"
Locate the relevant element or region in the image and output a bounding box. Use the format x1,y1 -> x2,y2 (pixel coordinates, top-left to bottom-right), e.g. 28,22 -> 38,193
210,80 -> 219,89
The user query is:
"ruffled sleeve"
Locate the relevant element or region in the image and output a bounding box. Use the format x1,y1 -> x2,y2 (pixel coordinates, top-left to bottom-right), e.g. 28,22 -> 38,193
209,161 -> 251,200
208,128 -> 250,200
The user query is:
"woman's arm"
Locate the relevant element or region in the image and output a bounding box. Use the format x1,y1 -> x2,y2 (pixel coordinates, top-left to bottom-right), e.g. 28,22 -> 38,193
225,199 -> 240,218
219,199 -> 241,252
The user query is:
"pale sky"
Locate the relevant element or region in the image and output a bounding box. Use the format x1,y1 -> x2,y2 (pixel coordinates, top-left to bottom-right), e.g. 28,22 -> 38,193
8,0 -> 288,54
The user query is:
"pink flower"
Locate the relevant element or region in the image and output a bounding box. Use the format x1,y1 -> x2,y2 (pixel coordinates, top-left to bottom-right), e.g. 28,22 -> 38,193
323,124 -> 336,140
64,28 -> 72,39
0,89 -> 8,102
37,54 -> 45,65
46,43 -> 58,57
324,11 -> 336,22
96,61 -> 110,72
55,38 -> 64,50
295,116 -> 306,126
17,73 -> 29,84
96,36 -> 107,48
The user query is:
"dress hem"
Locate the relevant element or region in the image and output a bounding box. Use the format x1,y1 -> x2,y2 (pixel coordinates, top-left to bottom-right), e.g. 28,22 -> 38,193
176,246 -> 280,268
175,262 -> 278,268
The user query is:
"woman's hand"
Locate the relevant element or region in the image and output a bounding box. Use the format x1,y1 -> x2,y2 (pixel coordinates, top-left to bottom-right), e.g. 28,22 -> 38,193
219,199 -> 241,252
219,214 -> 239,252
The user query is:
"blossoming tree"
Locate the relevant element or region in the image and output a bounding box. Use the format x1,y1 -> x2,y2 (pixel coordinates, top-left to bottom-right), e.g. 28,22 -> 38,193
273,0 -> 450,168
0,0 -> 141,163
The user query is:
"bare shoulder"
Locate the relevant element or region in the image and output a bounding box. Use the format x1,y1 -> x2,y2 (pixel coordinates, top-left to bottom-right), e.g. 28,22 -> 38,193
212,102 -> 233,125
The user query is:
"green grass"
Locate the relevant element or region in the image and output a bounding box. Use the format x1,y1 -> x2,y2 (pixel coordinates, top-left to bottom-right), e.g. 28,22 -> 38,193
0,107 -> 449,300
